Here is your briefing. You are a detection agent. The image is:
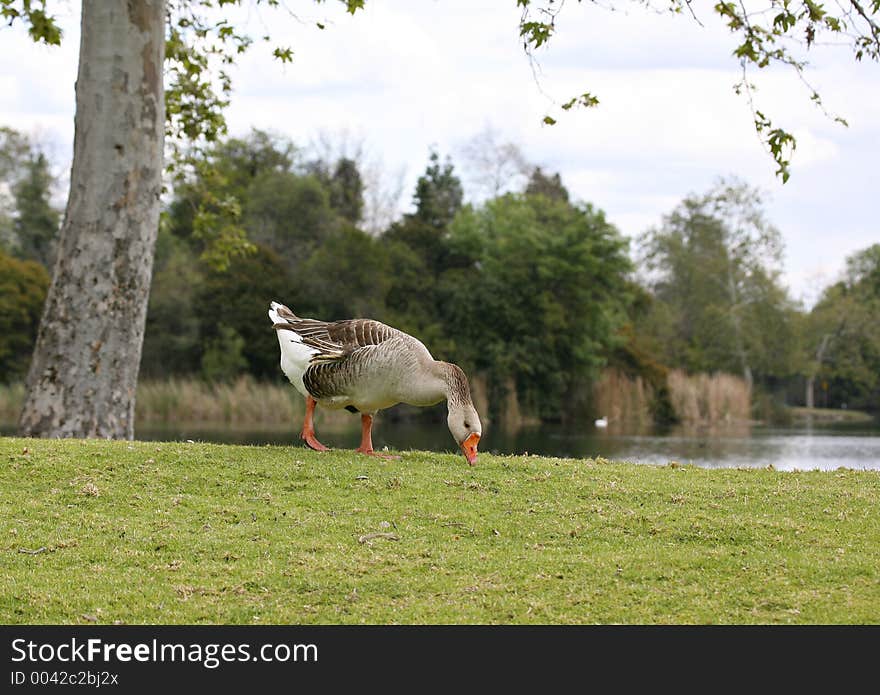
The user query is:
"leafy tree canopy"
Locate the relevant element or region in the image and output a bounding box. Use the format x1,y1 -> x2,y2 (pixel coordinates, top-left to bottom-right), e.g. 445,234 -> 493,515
0,250 -> 49,383
0,127 -> 60,266
805,244 -> 880,409
12,151 -> 59,268
442,193 -> 632,420
638,178 -> 798,385
306,156 -> 365,225
525,166 -> 570,204
412,150 -> 464,230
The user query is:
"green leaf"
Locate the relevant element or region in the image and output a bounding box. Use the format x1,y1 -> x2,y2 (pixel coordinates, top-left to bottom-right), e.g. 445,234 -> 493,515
272,46 -> 294,63
520,21 -> 554,49
562,92 -> 600,110
2,2 -> 63,46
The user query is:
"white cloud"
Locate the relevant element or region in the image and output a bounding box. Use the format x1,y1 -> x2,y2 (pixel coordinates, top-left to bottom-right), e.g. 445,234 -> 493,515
1,0 -> 878,300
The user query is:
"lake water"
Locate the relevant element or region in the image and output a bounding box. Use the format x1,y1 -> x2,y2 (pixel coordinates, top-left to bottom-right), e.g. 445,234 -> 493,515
129,419 -> 880,471
4,419 -> 878,471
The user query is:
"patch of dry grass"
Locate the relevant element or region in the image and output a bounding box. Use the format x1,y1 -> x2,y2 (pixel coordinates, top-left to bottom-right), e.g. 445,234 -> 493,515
666,370 -> 751,423
0,382 -> 24,423
135,377 -> 302,425
592,369 -> 653,426
591,369 -> 751,426
0,377 -> 352,428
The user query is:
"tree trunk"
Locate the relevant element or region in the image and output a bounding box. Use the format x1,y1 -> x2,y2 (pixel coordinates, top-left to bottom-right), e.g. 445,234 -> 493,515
806,333 -> 832,411
725,262 -> 753,390
18,0 -> 165,439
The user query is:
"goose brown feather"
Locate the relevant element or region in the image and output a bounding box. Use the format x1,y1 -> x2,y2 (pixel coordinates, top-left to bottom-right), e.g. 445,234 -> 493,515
269,300 -> 482,464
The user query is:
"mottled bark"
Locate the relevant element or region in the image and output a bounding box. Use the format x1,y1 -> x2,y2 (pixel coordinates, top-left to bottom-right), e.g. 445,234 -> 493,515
19,0 -> 165,439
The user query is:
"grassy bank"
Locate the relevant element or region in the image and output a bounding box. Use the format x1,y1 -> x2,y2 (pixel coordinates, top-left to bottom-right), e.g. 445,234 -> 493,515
2,437 -> 878,624
788,407 -> 876,424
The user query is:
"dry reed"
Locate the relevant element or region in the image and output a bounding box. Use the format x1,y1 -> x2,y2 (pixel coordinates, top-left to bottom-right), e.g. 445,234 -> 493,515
0,382 -> 24,423
135,376 -> 304,425
666,369 -> 751,423
0,377 -> 334,428
591,369 -> 654,426
1,369 -> 753,430
591,368 -> 751,426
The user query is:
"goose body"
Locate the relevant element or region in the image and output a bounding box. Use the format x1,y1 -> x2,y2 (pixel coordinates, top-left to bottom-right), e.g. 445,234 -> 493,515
269,301 -> 482,464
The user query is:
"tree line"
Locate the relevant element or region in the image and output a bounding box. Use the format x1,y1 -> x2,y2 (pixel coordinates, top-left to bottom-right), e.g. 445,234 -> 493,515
1,126 -> 878,423
5,0 -> 880,439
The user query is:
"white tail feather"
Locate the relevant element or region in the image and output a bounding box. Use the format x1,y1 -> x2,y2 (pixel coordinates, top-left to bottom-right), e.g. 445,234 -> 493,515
269,300 -> 315,398
268,300 -> 286,326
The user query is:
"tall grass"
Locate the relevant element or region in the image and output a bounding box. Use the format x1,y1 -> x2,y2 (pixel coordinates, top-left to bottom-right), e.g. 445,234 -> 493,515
0,377 -> 350,429
666,369 -> 751,424
591,368 -> 751,426
135,376 -> 304,425
1,370 -> 754,430
592,369 -> 654,427
0,382 -> 24,423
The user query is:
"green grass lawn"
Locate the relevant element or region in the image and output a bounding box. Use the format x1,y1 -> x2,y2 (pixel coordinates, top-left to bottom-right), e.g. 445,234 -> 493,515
1,436 -> 878,624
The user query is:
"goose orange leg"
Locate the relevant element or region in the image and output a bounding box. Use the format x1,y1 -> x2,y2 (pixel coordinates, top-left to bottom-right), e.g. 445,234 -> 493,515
355,413 -> 376,454
301,395 -> 329,452
355,414 -> 399,459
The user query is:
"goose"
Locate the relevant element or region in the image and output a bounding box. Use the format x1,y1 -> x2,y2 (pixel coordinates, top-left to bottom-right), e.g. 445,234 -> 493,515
268,301 -> 482,465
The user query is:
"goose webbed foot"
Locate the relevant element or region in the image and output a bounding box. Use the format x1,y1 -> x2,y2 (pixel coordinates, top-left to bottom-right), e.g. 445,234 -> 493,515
355,446 -> 400,460
355,413 -> 400,459
300,395 -> 329,452
302,432 -> 330,452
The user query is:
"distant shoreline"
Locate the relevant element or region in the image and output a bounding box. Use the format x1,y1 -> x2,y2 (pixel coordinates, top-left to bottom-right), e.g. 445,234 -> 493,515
787,406 -> 875,423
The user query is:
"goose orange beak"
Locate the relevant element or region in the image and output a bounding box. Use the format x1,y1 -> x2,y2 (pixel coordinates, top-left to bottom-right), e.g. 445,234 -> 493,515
461,432 -> 480,466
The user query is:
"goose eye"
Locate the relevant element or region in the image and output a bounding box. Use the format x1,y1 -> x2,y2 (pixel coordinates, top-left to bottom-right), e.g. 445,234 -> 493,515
464,421 -> 471,429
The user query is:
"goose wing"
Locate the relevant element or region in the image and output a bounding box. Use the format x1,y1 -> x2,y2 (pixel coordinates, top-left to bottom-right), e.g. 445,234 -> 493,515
271,302 -> 400,364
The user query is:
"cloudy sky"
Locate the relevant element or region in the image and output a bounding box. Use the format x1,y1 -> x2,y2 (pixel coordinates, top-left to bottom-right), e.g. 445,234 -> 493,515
1,1 -> 877,305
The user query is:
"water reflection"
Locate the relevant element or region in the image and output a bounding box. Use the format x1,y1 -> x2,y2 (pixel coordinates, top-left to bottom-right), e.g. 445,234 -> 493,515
126,419 -> 880,472
3,418 -> 877,471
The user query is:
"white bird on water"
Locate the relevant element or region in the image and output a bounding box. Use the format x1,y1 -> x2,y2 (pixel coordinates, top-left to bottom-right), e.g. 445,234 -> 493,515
595,416 -> 608,428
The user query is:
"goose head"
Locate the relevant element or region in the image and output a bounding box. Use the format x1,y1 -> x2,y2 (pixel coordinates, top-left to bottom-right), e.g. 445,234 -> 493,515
440,362 -> 482,465
448,403 -> 482,466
